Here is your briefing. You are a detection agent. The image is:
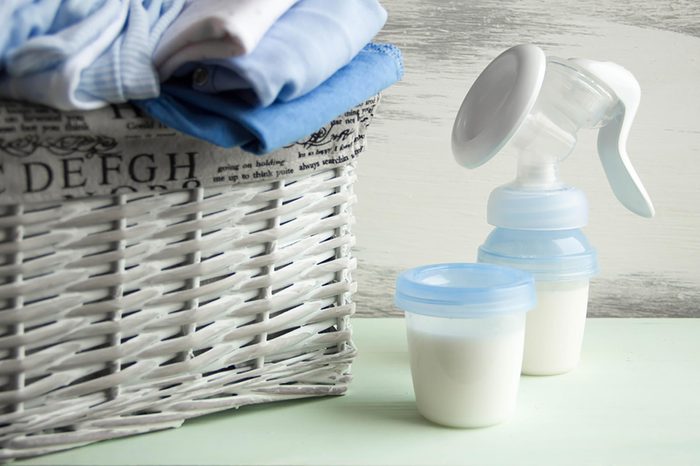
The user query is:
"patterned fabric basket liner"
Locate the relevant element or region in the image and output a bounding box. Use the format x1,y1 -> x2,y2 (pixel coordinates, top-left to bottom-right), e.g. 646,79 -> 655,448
0,97 -> 379,460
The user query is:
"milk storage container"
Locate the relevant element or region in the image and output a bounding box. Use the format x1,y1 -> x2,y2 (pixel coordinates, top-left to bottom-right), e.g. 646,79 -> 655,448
395,263 -> 536,427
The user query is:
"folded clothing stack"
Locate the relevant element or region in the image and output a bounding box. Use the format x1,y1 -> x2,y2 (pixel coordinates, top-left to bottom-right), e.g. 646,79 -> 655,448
0,0 -> 402,154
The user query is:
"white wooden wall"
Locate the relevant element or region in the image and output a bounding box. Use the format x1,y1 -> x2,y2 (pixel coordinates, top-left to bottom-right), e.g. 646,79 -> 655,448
355,0 -> 700,317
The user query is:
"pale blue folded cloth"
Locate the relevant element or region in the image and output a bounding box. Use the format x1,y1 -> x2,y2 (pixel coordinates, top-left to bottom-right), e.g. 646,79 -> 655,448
136,43 -> 403,154
173,0 -> 387,107
0,0 -> 108,73
0,0 -> 185,110
2,0 -> 116,76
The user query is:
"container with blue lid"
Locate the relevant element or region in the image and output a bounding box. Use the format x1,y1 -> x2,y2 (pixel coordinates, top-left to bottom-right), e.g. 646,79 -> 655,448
477,228 -> 598,282
394,262 -> 536,428
395,262 -> 536,317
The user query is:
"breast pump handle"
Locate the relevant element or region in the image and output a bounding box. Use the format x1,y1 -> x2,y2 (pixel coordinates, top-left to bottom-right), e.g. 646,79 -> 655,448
573,58 -> 654,217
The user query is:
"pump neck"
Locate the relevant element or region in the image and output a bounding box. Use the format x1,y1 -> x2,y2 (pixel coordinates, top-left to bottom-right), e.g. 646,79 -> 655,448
508,60 -> 616,190
515,157 -> 561,189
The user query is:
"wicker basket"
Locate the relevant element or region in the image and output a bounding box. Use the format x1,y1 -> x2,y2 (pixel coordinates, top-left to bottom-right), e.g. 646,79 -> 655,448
0,125 -> 364,458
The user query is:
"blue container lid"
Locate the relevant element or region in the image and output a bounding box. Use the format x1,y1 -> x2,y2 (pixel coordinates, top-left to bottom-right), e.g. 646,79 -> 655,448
394,263 -> 536,318
478,228 -> 598,281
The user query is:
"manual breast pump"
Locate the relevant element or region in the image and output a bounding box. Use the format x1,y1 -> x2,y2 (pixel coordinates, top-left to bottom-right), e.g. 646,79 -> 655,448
451,44 -> 654,375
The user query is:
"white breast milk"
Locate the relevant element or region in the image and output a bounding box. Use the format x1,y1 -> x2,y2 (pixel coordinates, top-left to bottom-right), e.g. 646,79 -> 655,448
522,280 -> 590,375
406,312 -> 525,428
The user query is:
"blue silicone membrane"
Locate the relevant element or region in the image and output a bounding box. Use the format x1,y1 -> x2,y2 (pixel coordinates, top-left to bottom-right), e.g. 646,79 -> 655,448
394,263 -> 536,318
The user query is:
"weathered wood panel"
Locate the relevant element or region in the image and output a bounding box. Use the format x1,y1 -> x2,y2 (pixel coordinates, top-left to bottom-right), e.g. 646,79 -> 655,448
355,0 -> 700,317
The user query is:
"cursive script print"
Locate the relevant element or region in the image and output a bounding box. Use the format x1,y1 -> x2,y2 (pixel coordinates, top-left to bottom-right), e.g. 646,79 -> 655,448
0,135 -> 40,157
295,122 -> 356,149
0,134 -> 119,158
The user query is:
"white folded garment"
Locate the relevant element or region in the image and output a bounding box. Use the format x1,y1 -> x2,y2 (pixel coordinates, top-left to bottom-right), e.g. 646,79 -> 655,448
154,0 -> 298,80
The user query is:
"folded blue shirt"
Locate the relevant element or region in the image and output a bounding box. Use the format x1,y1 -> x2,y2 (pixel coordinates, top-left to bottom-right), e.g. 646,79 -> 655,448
173,0 -> 387,107
136,43 -> 403,154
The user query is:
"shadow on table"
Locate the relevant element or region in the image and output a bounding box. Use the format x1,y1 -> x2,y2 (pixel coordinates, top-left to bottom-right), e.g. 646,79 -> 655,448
184,397 -> 330,426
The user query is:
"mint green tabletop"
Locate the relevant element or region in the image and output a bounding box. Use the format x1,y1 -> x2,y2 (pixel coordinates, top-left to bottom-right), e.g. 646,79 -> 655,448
16,318 -> 700,466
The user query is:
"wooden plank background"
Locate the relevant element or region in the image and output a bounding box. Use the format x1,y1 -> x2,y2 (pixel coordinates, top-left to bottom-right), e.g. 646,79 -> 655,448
354,0 -> 700,317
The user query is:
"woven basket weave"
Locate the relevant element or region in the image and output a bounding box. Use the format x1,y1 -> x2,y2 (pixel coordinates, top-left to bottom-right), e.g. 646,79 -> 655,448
0,162 -> 358,460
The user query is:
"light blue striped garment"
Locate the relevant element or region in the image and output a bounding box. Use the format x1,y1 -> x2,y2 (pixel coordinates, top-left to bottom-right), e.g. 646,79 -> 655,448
79,0 -> 185,103
0,0 -> 185,109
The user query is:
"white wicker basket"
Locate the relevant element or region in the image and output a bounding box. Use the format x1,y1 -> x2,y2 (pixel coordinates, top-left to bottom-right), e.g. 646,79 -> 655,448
0,110 -> 367,459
